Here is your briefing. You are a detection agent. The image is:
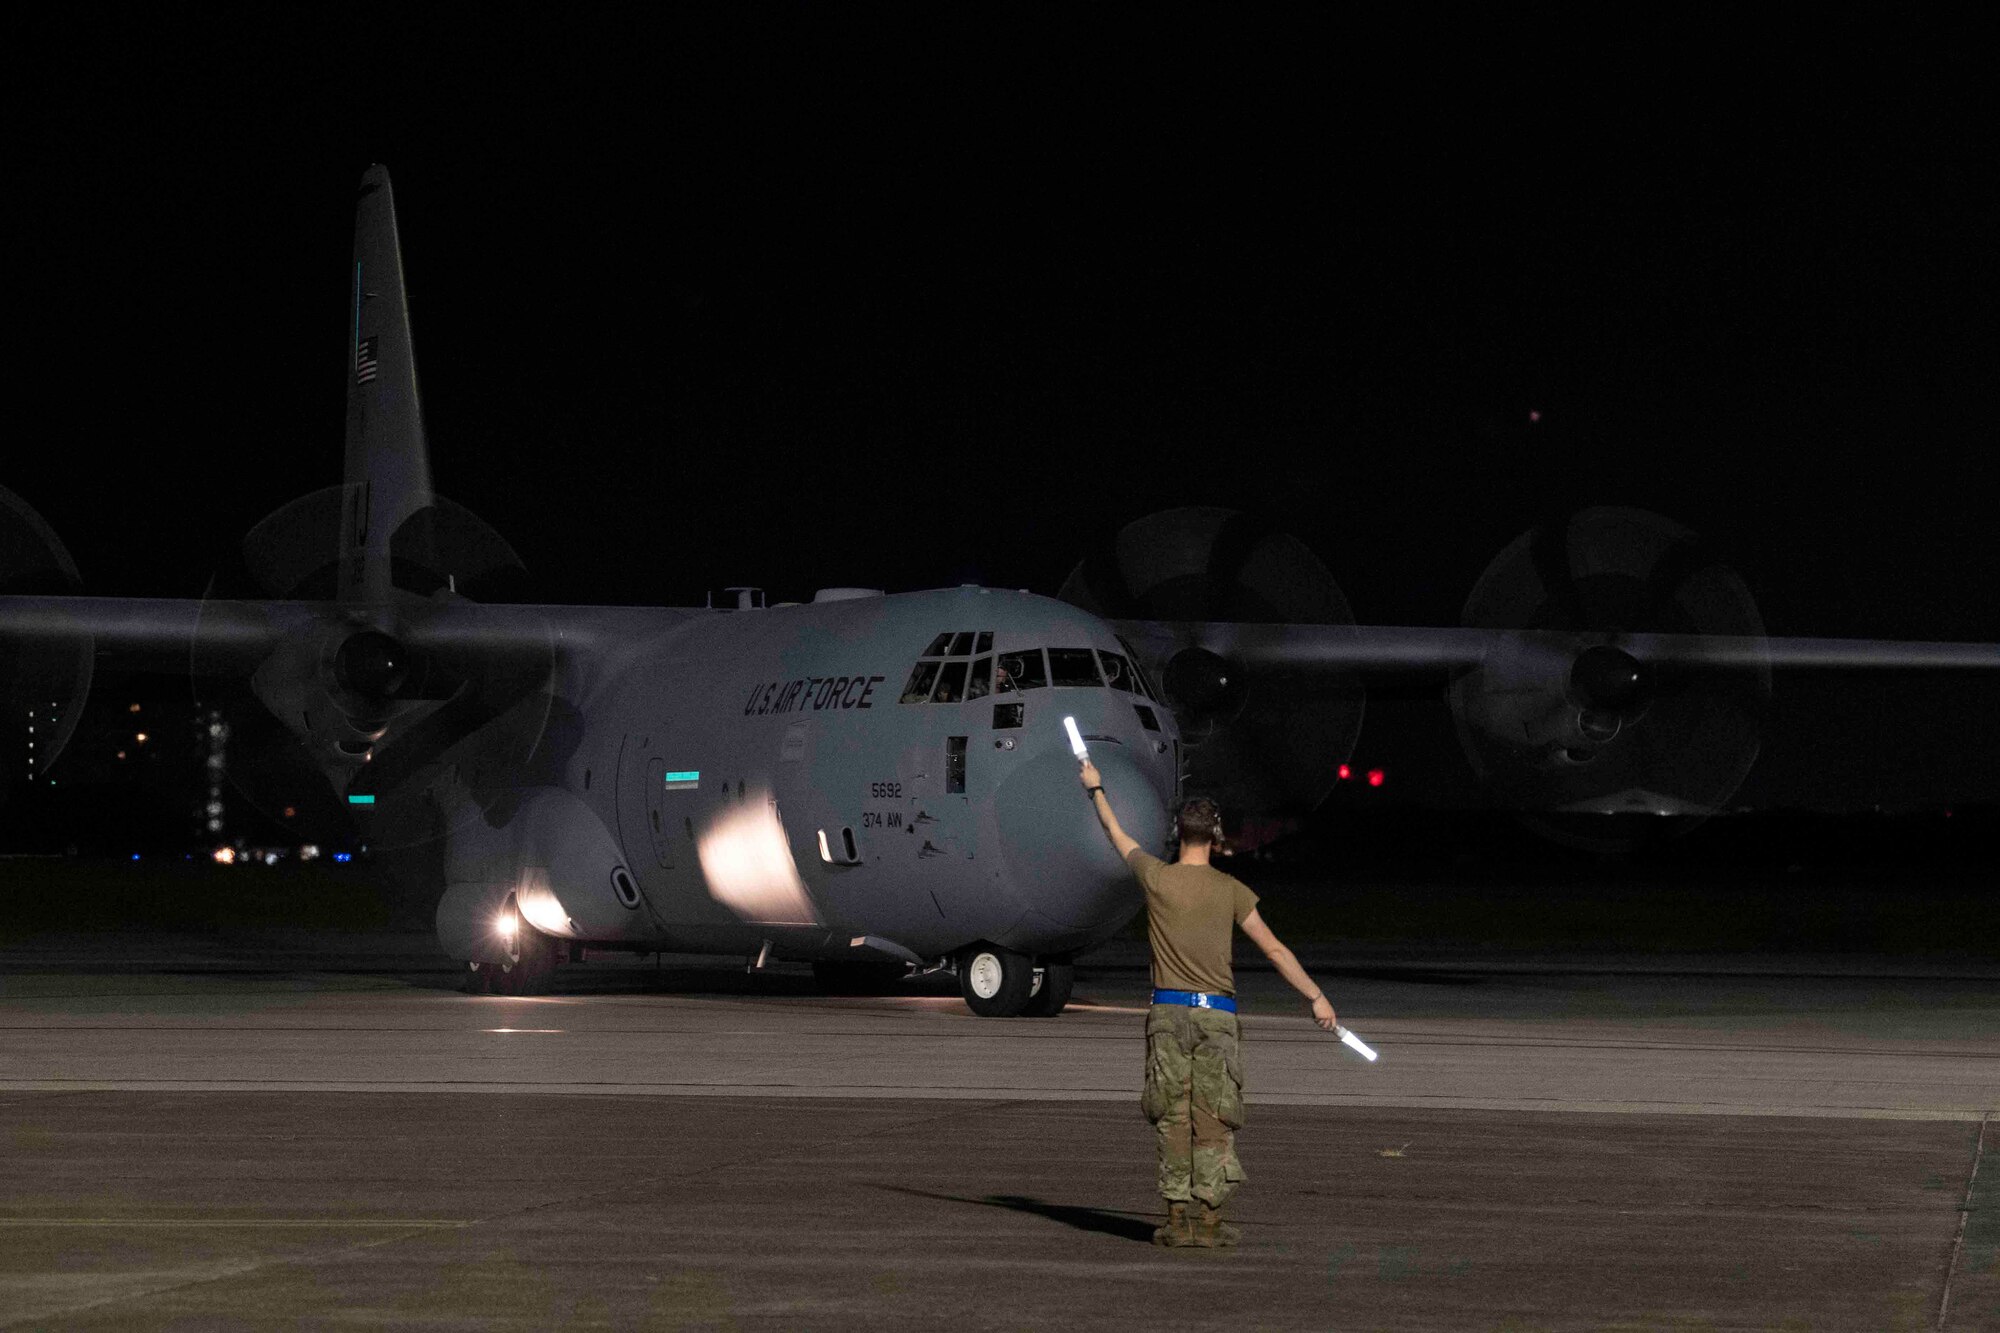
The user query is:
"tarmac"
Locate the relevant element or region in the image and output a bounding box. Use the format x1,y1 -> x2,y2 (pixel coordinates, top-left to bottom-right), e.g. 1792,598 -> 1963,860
2,933 -> 1996,1330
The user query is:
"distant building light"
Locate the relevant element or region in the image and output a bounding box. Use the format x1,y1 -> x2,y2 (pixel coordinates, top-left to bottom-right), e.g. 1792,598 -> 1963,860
283,806 -> 297,819
348,794 -> 376,805
130,853 -> 141,861
213,847 -> 236,865
135,732 -> 148,744
1336,763 -> 1351,780
116,750 -> 127,760
1367,768 -> 1385,788
299,844 -> 320,861
129,703 -> 142,713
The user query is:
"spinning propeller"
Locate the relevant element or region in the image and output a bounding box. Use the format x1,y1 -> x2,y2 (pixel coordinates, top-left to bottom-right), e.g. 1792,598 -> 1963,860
1061,506 -> 1364,812
193,486 -> 557,851
0,485 -> 92,792
1448,507 -> 1770,844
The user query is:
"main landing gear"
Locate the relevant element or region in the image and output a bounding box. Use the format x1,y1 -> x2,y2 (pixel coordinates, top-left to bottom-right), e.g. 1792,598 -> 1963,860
957,944 -> 1074,1018
464,910 -> 557,996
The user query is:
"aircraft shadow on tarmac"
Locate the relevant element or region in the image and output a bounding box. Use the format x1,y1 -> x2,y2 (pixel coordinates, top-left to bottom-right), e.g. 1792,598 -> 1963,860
873,1184 -> 1159,1244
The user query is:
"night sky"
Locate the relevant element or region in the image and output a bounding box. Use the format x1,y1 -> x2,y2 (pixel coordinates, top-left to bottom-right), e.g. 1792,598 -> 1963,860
8,19 -> 1995,809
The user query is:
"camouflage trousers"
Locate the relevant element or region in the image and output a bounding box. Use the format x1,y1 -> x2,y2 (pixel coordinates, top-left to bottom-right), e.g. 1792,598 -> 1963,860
1141,1003 -> 1246,1206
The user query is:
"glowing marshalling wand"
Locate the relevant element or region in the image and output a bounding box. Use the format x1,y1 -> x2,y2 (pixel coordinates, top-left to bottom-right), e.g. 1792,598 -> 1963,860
1335,1024 -> 1379,1062
1063,715 -> 1089,759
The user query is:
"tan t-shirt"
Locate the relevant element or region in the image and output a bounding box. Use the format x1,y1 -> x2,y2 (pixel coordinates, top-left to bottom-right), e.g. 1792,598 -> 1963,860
1127,849 -> 1260,996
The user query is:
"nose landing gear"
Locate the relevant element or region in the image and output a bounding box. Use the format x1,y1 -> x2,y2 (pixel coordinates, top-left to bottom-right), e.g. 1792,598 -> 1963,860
958,945 -> 1074,1017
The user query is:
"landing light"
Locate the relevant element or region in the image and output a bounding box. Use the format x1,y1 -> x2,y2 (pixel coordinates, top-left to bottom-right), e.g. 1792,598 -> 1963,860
496,909 -> 518,940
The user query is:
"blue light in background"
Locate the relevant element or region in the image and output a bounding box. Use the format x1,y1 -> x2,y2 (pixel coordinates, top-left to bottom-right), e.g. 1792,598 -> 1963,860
347,794 -> 375,805
333,852 -> 353,863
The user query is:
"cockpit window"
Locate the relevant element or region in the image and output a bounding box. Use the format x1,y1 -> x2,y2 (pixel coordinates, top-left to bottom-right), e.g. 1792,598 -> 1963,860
1047,648 -> 1103,687
966,656 -> 993,700
1116,635 -> 1160,700
1096,649 -> 1140,694
923,632 -> 955,657
995,649 -> 1047,692
948,631 -> 977,656
974,631 -> 993,654
900,661 -> 941,703
931,660 -> 969,704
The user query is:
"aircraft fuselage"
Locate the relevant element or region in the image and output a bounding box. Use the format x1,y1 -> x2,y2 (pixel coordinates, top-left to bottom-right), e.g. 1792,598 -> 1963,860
435,586 -> 1179,972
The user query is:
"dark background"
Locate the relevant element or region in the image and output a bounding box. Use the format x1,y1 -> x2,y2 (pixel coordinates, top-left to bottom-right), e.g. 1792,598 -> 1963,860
5,16 -> 1994,823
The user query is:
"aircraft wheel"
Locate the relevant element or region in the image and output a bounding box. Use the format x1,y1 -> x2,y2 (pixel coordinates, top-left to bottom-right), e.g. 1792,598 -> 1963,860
958,943 -> 1034,1017
1021,958 -> 1075,1018
492,923 -> 558,996
812,961 -> 907,995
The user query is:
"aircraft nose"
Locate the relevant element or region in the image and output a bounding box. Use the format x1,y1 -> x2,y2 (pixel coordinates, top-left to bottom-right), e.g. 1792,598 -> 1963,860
995,745 -> 1170,931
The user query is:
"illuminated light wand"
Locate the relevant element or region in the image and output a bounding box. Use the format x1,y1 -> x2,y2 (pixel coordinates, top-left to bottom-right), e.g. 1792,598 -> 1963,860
1063,715 -> 1089,759
1334,1024 -> 1379,1062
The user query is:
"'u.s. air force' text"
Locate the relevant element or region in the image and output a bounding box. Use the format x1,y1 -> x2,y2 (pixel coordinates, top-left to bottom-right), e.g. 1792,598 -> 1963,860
743,674 -> 886,716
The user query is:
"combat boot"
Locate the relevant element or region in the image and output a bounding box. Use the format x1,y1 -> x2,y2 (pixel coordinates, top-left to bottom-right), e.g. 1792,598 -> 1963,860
1152,1200 -> 1195,1247
1193,1201 -> 1240,1248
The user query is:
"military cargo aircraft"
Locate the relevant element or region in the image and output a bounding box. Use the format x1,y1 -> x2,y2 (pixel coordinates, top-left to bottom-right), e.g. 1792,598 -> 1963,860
4,167 -> 1996,1014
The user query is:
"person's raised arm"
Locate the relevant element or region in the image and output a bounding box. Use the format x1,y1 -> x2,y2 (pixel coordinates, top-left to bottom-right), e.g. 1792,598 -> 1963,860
1240,909 -> 1336,1030
1078,758 -> 1140,861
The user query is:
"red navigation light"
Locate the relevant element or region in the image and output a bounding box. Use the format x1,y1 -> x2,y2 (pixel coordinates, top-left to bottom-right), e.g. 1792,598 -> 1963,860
1337,764 -> 1352,781
1367,768 -> 1385,788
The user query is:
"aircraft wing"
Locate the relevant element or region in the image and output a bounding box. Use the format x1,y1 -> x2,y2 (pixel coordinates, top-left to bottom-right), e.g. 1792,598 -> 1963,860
1114,620 -> 2000,677
0,594 -> 699,675
1109,617 -> 2000,819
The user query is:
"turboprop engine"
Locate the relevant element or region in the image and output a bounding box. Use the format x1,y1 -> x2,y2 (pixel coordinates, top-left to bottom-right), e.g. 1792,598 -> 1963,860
1447,507 -> 1771,838
1060,507 -> 1364,814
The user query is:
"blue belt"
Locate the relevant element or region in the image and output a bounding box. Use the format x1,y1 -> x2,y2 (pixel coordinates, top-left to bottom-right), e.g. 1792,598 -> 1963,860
1152,988 -> 1236,1013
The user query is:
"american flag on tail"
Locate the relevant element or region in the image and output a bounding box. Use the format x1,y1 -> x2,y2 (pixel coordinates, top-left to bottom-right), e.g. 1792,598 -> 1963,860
356,335 -> 379,384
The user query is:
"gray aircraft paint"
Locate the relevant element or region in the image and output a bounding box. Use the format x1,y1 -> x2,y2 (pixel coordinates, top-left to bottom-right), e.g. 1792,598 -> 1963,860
440,584 -> 1177,968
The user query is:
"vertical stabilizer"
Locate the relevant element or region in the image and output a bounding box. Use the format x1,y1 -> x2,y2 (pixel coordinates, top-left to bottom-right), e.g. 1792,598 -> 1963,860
341,164 -> 435,606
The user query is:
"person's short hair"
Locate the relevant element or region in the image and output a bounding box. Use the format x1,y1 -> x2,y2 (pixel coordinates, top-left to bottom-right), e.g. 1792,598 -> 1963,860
1177,797 -> 1224,847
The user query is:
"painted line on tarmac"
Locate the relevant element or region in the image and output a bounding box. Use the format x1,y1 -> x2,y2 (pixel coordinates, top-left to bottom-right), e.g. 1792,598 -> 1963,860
0,1218 -> 470,1228
0,1078 -> 1987,1120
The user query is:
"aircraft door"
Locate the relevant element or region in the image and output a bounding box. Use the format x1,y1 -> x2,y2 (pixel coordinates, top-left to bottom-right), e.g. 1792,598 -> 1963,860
617,735 -> 677,871
642,757 -> 677,869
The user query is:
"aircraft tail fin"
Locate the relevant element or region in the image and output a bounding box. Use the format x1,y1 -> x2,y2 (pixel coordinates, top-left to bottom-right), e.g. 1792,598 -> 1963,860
339,164 -> 436,606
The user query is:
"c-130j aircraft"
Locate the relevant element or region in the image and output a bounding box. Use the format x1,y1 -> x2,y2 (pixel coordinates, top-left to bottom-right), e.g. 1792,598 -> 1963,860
4,167 -> 1997,1015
